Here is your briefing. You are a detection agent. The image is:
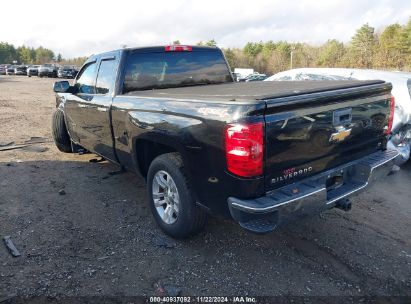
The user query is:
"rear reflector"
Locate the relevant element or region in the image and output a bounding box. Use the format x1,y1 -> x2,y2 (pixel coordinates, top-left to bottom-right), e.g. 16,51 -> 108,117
225,122 -> 264,177
384,96 -> 395,135
165,45 -> 193,52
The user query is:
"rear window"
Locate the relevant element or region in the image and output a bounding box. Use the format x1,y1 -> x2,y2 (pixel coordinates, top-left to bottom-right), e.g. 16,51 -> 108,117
122,50 -> 232,93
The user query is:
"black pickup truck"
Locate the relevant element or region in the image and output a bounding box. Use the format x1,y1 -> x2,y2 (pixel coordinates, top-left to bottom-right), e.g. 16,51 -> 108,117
52,45 -> 398,238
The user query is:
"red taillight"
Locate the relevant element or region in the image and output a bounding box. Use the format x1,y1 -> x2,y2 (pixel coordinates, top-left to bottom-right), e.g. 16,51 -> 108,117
165,45 -> 192,52
225,122 -> 264,177
385,96 -> 395,135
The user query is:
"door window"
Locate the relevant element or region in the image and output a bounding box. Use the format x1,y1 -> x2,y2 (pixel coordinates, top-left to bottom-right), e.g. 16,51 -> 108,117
75,62 -> 97,94
96,59 -> 117,94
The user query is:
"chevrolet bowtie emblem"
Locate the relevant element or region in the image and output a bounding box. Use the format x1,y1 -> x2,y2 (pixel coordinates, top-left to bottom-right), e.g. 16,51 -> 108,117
329,127 -> 352,142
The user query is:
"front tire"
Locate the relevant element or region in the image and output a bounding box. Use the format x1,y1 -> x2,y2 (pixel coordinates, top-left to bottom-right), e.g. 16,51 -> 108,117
52,110 -> 72,153
147,153 -> 208,238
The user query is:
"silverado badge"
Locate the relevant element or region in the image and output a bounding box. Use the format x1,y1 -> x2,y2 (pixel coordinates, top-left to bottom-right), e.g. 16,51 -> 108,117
271,166 -> 313,184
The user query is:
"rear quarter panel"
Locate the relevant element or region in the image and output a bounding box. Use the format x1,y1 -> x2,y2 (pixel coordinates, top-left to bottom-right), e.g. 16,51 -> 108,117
111,96 -> 266,215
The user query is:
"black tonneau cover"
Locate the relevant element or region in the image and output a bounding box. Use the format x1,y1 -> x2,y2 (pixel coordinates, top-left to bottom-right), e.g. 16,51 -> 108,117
124,80 -> 385,102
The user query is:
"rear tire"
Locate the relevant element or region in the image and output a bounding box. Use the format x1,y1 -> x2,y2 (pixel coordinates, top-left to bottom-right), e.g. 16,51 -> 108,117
147,153 -> 208,238
52,110 -> 72,153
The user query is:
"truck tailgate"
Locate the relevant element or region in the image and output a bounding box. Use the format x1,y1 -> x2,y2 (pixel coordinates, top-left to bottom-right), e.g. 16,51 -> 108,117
264,81 -> 392,192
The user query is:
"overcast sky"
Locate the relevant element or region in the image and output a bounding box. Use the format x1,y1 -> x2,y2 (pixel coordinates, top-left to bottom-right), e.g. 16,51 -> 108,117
1,0 -> 410,58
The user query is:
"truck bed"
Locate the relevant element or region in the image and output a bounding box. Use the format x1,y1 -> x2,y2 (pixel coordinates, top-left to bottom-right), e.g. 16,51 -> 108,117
124,80 -> 385,102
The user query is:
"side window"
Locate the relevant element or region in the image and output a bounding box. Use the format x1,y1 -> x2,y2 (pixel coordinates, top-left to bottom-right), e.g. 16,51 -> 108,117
96,59 -> 117,94
75,62 -> 97,94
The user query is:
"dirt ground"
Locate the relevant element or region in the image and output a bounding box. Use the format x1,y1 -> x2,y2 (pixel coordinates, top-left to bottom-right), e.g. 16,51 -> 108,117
0,76 -> 410,301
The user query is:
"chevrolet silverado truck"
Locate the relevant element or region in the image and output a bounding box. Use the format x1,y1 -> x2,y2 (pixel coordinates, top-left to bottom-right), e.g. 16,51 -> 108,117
52,45 -> 398,238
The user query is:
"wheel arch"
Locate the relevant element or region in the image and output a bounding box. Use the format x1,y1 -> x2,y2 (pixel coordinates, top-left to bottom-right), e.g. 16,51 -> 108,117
132,133 -> 192,179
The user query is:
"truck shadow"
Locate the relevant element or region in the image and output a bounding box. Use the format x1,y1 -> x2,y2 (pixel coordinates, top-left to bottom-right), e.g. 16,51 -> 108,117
1,158 -> 409,296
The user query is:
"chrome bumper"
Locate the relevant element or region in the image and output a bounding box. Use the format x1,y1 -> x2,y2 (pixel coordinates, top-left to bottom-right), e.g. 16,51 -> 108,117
228,149 -> 399,233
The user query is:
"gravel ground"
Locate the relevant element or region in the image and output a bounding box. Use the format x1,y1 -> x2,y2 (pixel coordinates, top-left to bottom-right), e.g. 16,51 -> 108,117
0,76 -> 410,302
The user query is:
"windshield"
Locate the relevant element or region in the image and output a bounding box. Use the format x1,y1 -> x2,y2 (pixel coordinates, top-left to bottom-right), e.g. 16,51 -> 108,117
122,49 -> 232,93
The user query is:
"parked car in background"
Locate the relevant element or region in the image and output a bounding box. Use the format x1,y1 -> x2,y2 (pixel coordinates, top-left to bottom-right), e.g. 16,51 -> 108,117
6,65 -> 16,75
38,64 -> 58,77
233,68 -> 254,81
57,66 -> 78,78
27,65 -> 40,77
245,73 -> 268,82
232,72 -> 241,81
238,73 -> 267,82
14,65 -> 27,76
0,65 -> 6,75
266,68 -> 411,165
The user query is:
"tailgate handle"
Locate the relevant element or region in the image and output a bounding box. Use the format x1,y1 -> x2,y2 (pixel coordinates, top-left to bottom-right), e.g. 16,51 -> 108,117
333,108 -> 352,126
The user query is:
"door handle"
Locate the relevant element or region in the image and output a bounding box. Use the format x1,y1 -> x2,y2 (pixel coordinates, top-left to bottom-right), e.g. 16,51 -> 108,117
97,107 -> 107,112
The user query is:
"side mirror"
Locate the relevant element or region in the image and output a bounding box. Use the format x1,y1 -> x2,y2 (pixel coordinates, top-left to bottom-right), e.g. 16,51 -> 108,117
53,81 -> 70,93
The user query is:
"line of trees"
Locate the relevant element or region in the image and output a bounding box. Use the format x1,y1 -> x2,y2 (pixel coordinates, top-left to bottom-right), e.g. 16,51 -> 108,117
0,43 -> 57,65
219,18 -> 411,75
2,18 -> 410,74
0,43 -> 87,67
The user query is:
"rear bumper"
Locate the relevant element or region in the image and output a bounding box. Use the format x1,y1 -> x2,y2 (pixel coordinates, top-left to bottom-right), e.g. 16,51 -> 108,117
228,149 -> 399,233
